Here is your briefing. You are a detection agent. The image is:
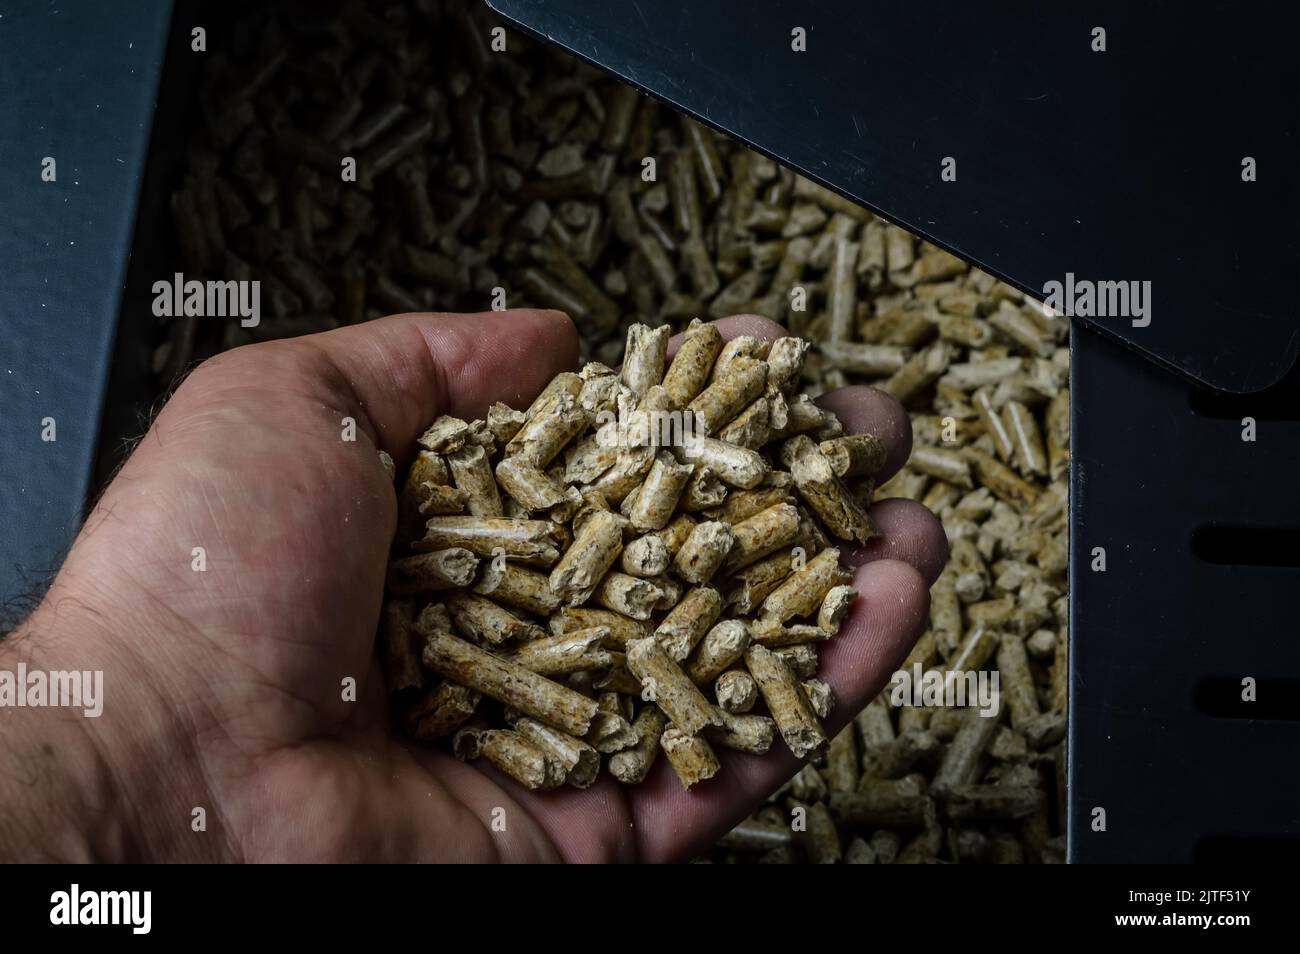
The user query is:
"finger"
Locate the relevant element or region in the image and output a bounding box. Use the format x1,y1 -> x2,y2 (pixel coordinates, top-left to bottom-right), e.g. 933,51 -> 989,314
811,384 -> 945,582
847,498 -> 949,586
279,309 -> 578,458
629,558 -> 929,863
815,385 -> 913,483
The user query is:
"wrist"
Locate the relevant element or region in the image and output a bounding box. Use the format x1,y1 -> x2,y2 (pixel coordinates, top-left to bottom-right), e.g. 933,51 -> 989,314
0,594 -> 219,862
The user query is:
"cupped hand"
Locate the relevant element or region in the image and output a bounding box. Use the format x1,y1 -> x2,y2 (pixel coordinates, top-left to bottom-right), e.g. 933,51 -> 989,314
1,310 -> 945,862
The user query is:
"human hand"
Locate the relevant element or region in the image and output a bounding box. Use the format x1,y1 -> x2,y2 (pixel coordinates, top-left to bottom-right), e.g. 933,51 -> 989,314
0,309 -> 946,862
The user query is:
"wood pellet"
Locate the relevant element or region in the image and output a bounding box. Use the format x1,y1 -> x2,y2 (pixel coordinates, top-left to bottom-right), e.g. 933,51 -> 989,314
383,323 -> 874,791
164,0 -> 1070,862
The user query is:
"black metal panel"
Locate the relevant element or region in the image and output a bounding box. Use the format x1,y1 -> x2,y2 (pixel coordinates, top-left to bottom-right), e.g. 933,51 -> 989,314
0,0 -> 174,609
1070,326 -> 1300,862
488,0 -> 1300,393
491,0 -> 1300,861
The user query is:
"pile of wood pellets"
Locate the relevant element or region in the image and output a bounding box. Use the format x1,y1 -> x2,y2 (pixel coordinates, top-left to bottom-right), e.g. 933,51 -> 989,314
384,322 -> 879,790
162,0 -> 1069,861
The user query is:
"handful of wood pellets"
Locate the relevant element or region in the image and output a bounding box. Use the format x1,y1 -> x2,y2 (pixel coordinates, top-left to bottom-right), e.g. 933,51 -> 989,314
381,320 -> 886,791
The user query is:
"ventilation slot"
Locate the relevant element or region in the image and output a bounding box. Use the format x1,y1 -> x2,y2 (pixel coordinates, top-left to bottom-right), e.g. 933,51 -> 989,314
1191,526 -> 1300,568
1192,677 -> 1300,721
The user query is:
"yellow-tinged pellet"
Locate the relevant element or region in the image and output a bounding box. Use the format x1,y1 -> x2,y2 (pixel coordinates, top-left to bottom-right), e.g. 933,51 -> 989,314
688,356 -> 767,436
495,456 -> 572,512
661,319 -> 723,406
660,726 -> 720,790
628,452 -> 694,530
447,443 -> 503,517
549,509 -> 626,605
508,391 -> 587,469
759,547 -> 847,624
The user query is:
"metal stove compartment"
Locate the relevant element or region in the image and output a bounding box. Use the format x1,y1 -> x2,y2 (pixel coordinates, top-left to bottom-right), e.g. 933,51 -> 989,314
488,0 -> 1300,861
1071,329 -> 1300,861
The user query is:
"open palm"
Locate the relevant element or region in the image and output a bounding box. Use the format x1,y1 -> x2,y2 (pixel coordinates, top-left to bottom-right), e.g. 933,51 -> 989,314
36,309 -> 945,862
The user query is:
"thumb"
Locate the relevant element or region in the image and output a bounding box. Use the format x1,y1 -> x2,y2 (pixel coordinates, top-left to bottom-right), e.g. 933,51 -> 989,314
275,309 -> 579,460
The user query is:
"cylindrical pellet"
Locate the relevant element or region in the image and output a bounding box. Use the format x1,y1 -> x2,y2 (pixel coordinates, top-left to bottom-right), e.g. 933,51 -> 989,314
621,322 -> 670,397
745,644 -> 827,759
675,433 -> 768,488
460,727 -> 565,791
628,452 -> 694,530
592,571 -> 665,621
512,717 -> 600,789
781,436 -> 876,543
549,509 -> 626,605
715,670 -> 759,713
422,628 -> 599,738
444,591 -> 545,646
416,517 -> 565,566
626,636 -> 723,736
609,706 -> 668,784
386,548 -> 479,595
661,319 -> 724,406
721,502 -> 802,572
508,627 -> 612,676
654,586 -> 723,660
447,444 -> 503,517
660,726 -> 721,790
759,547 -> 847,623
706,709 -> 775,754
621,533 -> 671,576
819,433 -> 887,478
687,356 -> 767,436
685,619 -> 751,684
672,520 -> 735,585
473,561 -> 561,616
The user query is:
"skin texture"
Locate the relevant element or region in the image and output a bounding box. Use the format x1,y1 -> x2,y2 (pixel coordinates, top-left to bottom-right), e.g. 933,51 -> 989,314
0,310 -> 946,863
